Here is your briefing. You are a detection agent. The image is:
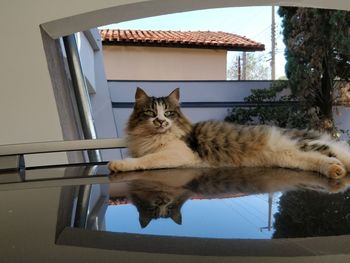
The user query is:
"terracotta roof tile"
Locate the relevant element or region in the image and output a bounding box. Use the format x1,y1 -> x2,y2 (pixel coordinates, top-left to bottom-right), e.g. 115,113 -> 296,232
100,29 -> 264,51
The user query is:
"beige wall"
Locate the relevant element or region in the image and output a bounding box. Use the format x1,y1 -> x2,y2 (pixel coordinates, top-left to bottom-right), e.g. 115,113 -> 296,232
103,46 -> 227,80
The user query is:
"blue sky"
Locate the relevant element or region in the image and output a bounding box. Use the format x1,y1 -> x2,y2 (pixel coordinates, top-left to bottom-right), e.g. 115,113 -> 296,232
100,6 -> 286,79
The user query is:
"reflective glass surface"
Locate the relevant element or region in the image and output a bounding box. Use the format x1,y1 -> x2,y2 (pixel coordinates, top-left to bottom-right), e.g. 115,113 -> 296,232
105,167 -> 350,239
1,164 -> 350,259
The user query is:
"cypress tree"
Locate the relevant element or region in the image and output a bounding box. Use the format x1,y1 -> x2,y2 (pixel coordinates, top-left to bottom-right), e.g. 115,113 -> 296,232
278,7 -> 350,133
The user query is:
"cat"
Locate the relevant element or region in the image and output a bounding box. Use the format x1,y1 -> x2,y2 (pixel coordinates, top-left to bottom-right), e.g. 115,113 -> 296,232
108,87 -> 350,179
109,167 -> 350,228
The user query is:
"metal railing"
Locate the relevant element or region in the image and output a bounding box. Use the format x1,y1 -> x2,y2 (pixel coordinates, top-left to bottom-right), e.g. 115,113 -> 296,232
0,138 -> 126,172
63,34 -> 102,162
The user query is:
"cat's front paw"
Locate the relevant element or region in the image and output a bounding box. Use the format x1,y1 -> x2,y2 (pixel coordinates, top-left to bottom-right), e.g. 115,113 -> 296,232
108,160 -> 130,173
108,159 -> 139,173
321,158 -> 346,179
108,160 -> 122,173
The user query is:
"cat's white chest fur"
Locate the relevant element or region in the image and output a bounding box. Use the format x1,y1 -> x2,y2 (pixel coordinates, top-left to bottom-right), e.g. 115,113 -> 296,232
127,133 -> 181,157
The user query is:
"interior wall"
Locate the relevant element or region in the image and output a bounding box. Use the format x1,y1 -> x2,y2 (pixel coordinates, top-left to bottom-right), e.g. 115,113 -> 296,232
41,29 -> 86,164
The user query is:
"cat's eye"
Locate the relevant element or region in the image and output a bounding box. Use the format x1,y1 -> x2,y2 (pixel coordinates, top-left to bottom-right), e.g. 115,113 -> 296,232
143,110 -> 155,117
164,111 -> 174,117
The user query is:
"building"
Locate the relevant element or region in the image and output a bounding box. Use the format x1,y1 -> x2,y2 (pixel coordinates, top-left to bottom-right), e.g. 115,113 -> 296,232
100,29 -> 264,80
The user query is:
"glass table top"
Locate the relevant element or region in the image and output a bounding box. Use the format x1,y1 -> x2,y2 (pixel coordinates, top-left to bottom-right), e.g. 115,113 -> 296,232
1,164 -> 350,258
106,167 -> 350,240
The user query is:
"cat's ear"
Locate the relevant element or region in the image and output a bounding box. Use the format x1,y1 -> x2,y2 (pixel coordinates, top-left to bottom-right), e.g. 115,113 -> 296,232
168,88 -> 180,102
139,214 -> 152,228
170,211 -> 182,225
135,87 -> 149,101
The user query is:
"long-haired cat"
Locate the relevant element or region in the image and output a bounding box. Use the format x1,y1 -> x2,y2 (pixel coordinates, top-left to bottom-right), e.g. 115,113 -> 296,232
108,88 -> 350,179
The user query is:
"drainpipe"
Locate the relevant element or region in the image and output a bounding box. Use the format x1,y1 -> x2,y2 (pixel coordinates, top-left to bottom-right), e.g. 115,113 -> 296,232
62,34 -> 101,162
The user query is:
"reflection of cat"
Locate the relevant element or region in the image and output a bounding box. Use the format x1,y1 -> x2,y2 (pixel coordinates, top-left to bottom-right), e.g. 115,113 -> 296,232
129,181 -> 190,228
109,88 -> 350,179
109,168 -> 350,228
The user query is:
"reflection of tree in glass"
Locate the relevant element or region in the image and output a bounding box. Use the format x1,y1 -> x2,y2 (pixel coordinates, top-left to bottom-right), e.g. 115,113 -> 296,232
273,189 -> 350,238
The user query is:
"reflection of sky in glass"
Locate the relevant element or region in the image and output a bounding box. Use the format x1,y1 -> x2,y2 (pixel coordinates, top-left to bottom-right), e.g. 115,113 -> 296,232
105,193 -> 281,239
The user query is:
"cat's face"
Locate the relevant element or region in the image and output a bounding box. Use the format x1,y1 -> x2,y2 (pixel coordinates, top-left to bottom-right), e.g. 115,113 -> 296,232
131,191 -> 185,228
127,88 -> 186,134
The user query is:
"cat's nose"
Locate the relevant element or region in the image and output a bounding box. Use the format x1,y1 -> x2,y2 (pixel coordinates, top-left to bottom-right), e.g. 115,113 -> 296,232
153,118 -> 168,127
157,119 -> 167,126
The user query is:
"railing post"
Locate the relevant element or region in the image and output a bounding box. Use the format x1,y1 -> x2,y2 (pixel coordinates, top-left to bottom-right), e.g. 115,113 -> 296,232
63,34 -> 102,162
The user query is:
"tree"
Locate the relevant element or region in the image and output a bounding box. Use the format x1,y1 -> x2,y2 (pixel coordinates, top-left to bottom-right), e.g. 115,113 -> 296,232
227,52 -> 269,80
225,80 -> 315,129
278,7 -> 350,133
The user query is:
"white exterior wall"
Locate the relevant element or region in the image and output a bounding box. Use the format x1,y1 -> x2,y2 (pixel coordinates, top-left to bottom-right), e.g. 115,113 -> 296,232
103,46 -> 227,80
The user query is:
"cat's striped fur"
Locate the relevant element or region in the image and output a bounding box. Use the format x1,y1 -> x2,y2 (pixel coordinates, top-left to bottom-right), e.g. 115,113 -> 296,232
108,88 -> 350,179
